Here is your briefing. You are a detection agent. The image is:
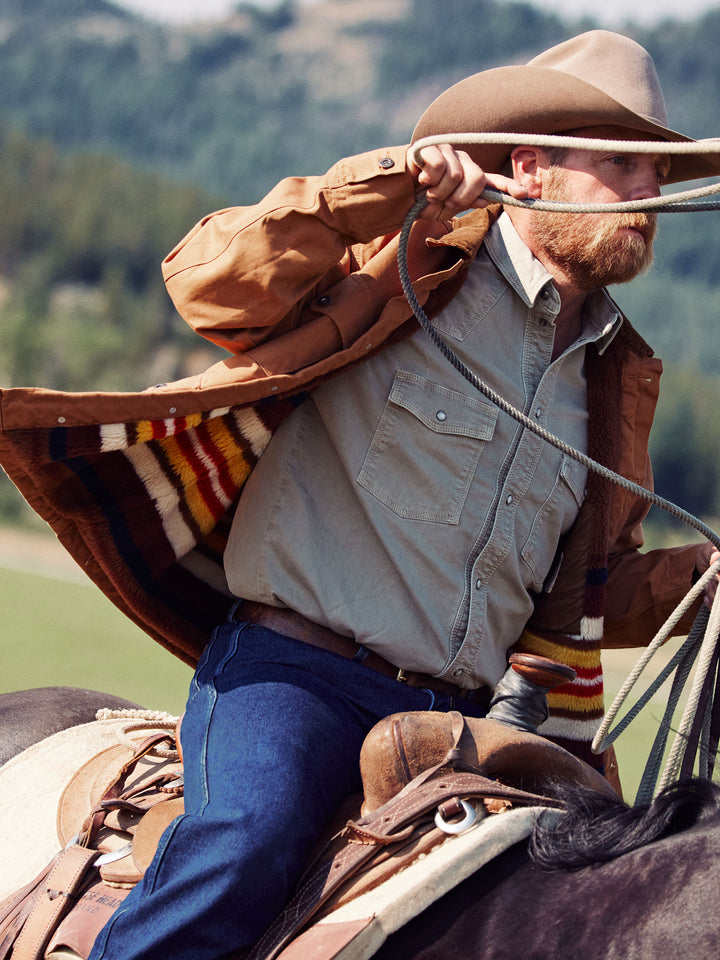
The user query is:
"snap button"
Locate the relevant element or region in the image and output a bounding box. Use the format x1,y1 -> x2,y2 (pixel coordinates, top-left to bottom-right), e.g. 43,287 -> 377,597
453,668 -> 465,678
317,294 -> 332,307
475,578 -> 482,590
535,407 -> 542,418
506,495 -> 513,505
378,157 -> 395,169
435,410 -> 447,422
57,416 -> 66,424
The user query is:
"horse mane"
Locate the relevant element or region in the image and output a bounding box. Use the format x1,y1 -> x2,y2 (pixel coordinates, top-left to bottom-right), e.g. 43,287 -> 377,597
529,778 -> 720,869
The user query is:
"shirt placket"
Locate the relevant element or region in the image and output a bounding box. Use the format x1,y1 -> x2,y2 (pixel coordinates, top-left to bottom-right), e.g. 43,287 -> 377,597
448,292 -> 561,682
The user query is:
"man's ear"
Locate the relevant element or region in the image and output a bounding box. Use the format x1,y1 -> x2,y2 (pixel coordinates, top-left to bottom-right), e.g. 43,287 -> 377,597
511,147 -> 544,198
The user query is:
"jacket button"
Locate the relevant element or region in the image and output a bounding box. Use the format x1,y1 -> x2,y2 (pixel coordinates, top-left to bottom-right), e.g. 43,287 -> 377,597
317,295 -> 332,307
378,157 -> 395,169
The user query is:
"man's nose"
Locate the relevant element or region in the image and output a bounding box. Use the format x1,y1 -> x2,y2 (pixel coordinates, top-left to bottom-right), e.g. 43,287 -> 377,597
630,159 -> 663,200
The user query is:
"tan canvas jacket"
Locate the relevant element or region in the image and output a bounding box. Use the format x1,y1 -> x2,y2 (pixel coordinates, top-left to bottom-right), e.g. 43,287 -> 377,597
0,145 -> 702,671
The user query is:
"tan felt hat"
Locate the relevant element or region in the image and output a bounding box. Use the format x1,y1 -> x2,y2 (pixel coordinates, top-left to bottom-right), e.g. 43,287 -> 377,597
412,30 -> 720,183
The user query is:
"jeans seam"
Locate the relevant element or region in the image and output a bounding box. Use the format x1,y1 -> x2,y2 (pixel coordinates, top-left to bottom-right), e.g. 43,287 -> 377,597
196,623 -> 244,810
141,813 -> 186,895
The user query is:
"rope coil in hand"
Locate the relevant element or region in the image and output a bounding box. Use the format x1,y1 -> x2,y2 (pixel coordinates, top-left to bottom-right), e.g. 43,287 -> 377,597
410,133 -> 720,213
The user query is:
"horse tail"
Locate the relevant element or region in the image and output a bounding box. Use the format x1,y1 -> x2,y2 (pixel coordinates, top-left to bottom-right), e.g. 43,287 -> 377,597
529,778 -> 720,869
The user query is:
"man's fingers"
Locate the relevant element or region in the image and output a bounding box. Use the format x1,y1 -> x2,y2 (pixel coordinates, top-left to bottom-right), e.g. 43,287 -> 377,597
416,145 -> 468,199
408,144 -> 528,217
484,172 -> 529,201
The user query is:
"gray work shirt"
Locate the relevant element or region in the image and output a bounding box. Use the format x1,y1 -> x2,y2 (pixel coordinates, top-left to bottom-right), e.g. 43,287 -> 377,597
225,213 -> 621,689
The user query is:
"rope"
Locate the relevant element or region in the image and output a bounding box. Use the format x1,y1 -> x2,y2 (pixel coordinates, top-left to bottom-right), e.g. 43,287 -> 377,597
481,185 -> 720,214
398,133 -> 720,792
398,195 -> 720,550
410,132 -> 720,159
410,133 -> 720,214
95,708 -> 180,758
592,562 -> 720,801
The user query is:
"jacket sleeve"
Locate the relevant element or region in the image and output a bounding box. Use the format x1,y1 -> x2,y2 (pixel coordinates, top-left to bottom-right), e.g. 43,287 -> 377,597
600,459 -> 703,646
602,538 -> 703,648
161,145 -> 416,354
597,350 -> 704,647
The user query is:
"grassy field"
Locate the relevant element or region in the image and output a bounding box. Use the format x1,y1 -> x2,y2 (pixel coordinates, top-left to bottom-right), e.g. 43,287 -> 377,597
1,564 -> 192,715
0,530 -> 700,801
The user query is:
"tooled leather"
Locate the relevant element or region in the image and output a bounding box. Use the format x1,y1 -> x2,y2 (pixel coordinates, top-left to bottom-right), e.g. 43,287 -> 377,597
360,712 -> 617,814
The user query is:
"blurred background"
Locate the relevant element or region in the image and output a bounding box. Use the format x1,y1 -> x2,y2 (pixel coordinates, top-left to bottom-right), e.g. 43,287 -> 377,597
2,0 -> 720,798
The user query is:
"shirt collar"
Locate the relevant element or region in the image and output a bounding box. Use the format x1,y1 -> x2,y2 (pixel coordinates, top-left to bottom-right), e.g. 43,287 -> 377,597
484,212 -> 622,355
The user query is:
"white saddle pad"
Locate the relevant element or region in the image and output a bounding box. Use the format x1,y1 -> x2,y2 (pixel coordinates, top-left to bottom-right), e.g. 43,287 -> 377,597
0,717 -> 168,900
278,803 -> 561,960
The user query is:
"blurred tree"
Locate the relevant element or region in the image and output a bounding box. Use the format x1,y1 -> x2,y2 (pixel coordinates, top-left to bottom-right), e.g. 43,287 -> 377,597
648,366 -> 720,524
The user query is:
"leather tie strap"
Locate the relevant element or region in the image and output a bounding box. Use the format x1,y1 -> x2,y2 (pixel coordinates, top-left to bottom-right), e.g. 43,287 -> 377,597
10,844 -> 98,960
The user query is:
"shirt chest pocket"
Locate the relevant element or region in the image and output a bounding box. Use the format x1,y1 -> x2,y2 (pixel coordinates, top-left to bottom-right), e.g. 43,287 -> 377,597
357,370 -> 498,524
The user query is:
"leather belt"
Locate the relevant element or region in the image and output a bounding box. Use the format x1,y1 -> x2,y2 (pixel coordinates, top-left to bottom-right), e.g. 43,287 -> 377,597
237,600 -> 490,706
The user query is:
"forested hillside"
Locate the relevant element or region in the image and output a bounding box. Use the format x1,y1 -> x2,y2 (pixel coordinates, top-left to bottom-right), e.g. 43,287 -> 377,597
1,0 -> 720,526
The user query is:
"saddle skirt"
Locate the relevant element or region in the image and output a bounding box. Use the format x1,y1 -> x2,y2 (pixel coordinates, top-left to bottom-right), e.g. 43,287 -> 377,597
0,717 -> 182,960
248,712 -> 615,960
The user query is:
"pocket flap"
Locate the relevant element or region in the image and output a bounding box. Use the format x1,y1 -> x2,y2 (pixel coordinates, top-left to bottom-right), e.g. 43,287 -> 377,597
388,371 -> 498,440
560,454 -> 587,508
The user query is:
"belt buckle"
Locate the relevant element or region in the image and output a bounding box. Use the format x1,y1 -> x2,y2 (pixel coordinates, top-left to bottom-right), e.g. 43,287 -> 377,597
396,668 -> 408,684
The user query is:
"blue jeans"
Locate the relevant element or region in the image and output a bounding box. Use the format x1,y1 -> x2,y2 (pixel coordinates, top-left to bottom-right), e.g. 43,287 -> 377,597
89,609 -> 488,959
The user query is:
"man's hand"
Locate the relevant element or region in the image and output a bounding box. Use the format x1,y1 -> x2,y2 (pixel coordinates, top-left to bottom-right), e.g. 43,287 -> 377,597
407,143 -> 528,220
696,542 -> 720,609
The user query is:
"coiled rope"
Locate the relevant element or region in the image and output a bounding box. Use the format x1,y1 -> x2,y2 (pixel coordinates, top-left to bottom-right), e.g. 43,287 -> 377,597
409,133 -> 720,213
401,133 -> 720,794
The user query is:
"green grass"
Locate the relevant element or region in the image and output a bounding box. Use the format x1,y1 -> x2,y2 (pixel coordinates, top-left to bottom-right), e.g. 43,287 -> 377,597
603,643 -> 713,802
1,565 -> 192,715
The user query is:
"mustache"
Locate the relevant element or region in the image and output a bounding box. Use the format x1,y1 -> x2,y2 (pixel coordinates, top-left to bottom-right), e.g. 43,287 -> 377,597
610,212 -> 657,242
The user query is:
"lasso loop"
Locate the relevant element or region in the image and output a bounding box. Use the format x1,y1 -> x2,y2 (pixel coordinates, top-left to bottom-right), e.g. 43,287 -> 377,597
410,133 -> 720,213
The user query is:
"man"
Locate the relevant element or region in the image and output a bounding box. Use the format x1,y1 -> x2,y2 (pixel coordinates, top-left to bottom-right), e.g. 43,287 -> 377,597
27,29 -> 720,960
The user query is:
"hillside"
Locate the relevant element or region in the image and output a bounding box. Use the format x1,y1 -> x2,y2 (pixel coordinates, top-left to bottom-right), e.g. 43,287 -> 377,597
1,0 -> 720,523
0,0 -> 573,198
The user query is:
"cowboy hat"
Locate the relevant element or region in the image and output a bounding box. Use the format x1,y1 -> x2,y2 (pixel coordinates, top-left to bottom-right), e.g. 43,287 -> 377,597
412,30 -> 720,183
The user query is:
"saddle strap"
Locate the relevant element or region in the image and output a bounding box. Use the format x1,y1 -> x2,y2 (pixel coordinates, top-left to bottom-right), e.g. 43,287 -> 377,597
246,769 -> 559,960
0,857 -> 58,960
9,844 -> 98,960
80,732 -> 175,846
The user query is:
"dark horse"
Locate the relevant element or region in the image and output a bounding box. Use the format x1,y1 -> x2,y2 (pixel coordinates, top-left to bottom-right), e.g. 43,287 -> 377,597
2,688 -> 719,960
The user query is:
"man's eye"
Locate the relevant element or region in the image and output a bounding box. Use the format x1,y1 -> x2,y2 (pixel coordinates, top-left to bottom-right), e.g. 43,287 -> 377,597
610,156 -> 627,166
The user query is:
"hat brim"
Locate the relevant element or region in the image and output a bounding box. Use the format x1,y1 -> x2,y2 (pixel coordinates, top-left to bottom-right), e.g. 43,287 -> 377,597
412,66 -> 720,184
